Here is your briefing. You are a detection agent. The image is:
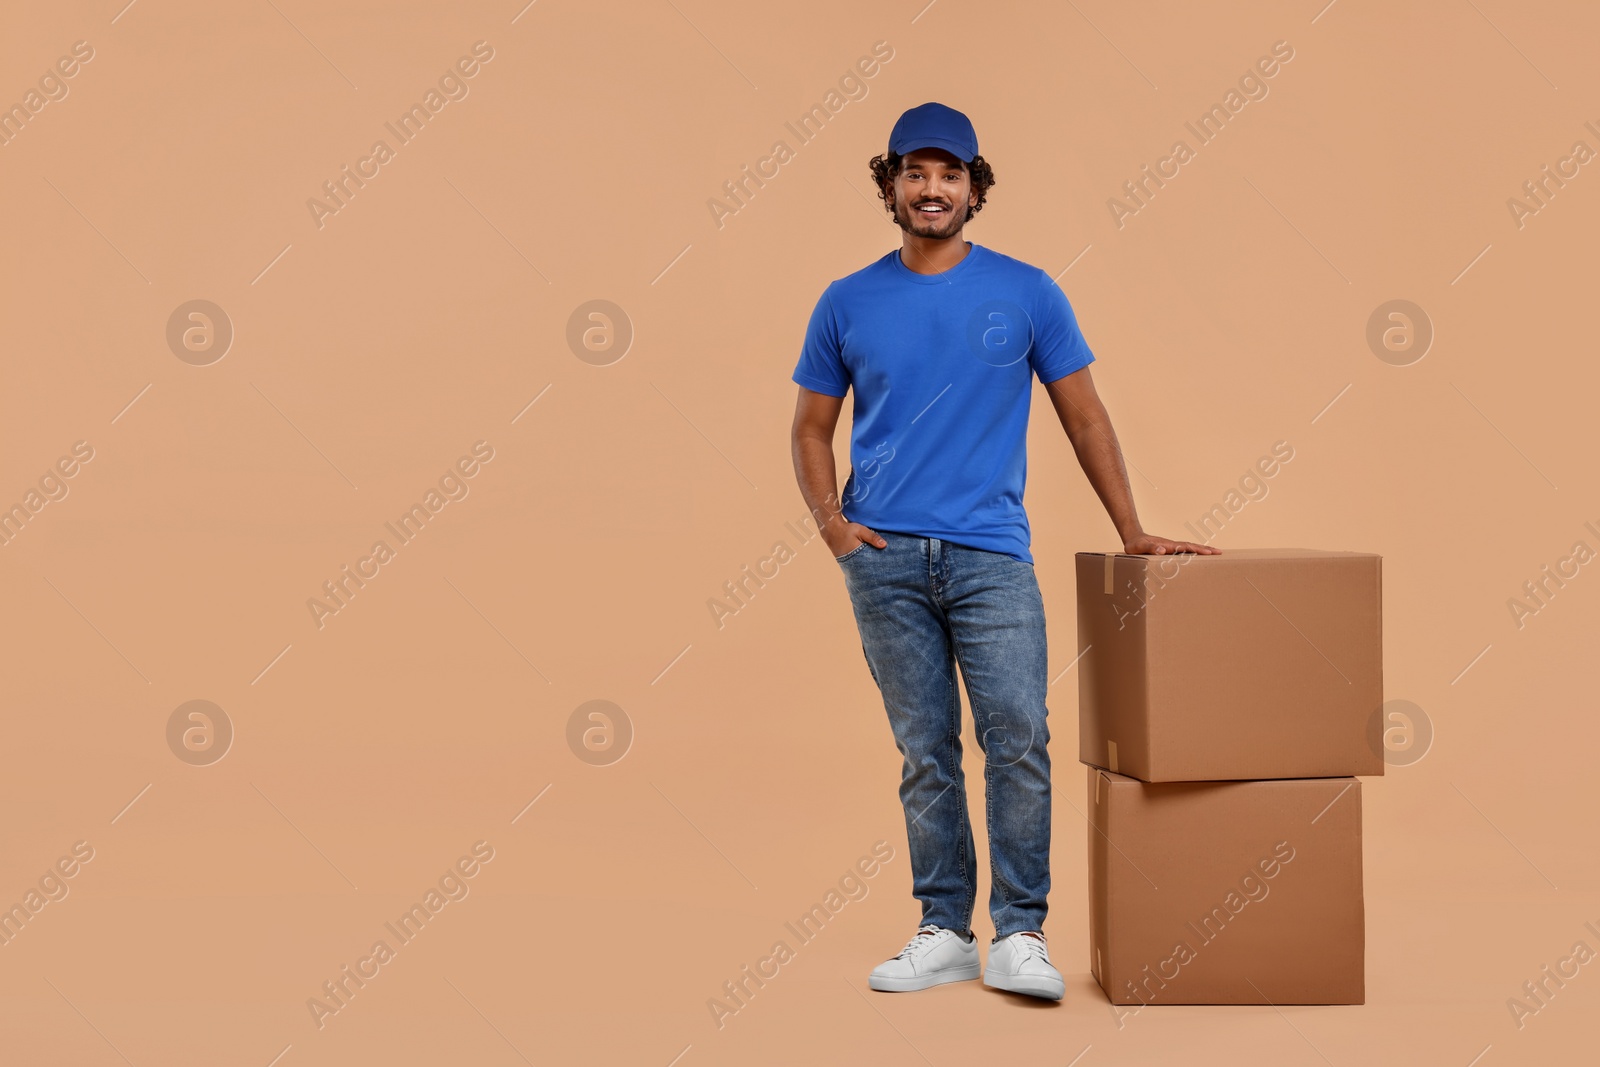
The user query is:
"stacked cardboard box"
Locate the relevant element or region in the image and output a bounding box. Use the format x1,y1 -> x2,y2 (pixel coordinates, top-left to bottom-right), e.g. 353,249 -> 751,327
1075,548 -> 1382,1005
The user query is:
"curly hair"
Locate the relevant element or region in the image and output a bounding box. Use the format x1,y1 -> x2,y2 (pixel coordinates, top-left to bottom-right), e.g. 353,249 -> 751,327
869,151 -> 996,222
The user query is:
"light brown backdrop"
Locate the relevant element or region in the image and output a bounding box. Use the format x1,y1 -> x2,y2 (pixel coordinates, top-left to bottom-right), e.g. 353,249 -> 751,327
1,1 -> 1595,1064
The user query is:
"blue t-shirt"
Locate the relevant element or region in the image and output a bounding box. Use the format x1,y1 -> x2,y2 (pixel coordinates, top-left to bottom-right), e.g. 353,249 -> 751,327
792,242 -> 1095,564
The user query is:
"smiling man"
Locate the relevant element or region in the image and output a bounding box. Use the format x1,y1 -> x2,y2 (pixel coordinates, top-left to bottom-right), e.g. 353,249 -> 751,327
789,102 -> 1218,1002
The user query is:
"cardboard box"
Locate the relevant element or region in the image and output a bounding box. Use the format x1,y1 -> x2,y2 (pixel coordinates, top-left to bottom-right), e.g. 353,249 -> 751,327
1087,767 -> 1365,1006
1076,548 -> 1384,782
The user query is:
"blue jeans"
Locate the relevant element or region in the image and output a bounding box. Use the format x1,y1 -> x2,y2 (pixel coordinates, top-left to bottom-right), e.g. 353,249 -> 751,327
835,529 -> 1052,940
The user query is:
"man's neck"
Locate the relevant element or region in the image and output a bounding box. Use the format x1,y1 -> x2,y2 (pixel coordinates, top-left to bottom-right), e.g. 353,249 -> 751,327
899,234 -> 972,276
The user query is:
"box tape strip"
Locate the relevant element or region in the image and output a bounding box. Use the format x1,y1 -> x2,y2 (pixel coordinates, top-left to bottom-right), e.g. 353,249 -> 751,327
1107,739 -> 1119,773
1103,553 -> 1115,594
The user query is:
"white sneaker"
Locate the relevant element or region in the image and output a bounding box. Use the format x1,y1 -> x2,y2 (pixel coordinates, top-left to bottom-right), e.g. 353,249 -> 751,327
984,931 -> 1065,1000
868,925 -> 981,992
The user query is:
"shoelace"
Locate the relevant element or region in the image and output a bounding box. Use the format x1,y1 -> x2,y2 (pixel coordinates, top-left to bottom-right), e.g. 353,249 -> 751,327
896,925 -> 949,959
1012,934 -> 1050,962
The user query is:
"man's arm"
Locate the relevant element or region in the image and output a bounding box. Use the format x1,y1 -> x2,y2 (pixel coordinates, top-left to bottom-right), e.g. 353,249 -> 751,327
1043,367 -> 1220,555
790,386 -> 888,557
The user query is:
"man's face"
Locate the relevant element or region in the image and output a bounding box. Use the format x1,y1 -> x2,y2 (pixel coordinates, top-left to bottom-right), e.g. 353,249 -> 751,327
886,148 -> 974,239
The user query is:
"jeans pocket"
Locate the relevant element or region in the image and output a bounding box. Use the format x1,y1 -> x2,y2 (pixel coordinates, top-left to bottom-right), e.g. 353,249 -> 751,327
834,542 -> 869,563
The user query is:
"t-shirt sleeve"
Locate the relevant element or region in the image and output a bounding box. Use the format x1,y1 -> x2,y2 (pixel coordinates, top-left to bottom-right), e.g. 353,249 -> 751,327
1030,272 -> 1096,384
791,286 -> 850,397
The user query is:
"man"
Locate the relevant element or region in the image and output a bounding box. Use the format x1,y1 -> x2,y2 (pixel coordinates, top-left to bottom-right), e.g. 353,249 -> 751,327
788,102 -> 1220,1001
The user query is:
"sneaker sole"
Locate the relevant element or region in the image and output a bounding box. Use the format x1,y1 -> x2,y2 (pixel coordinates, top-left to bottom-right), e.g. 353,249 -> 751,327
984,970 -> 1065,1000
868,962 -> 981,992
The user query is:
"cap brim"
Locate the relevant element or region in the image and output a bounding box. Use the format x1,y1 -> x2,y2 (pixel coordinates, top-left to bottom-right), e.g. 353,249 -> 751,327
891,136 -> 975,162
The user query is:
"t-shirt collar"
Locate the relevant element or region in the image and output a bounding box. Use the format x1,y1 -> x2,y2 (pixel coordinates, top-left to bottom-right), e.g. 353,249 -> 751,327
891,241 -> 983,285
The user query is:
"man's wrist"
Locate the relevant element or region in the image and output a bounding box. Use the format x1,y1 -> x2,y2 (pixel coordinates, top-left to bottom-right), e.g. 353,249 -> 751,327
820,514 -> 851,538
810,493 -> 849,536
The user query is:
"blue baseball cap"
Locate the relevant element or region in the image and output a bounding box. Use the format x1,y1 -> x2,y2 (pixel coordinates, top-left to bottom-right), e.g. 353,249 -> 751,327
888,102 -> 979,162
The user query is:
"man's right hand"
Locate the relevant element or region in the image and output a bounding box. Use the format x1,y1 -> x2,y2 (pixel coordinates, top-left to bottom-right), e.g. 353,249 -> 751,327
825,521 -> 888,559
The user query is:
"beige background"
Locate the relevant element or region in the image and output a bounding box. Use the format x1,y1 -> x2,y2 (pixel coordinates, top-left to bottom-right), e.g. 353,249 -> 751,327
2,0 -> 1596,1063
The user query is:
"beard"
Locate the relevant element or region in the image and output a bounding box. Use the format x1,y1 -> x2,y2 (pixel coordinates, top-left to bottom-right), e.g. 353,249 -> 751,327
892,196 -> 966,239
